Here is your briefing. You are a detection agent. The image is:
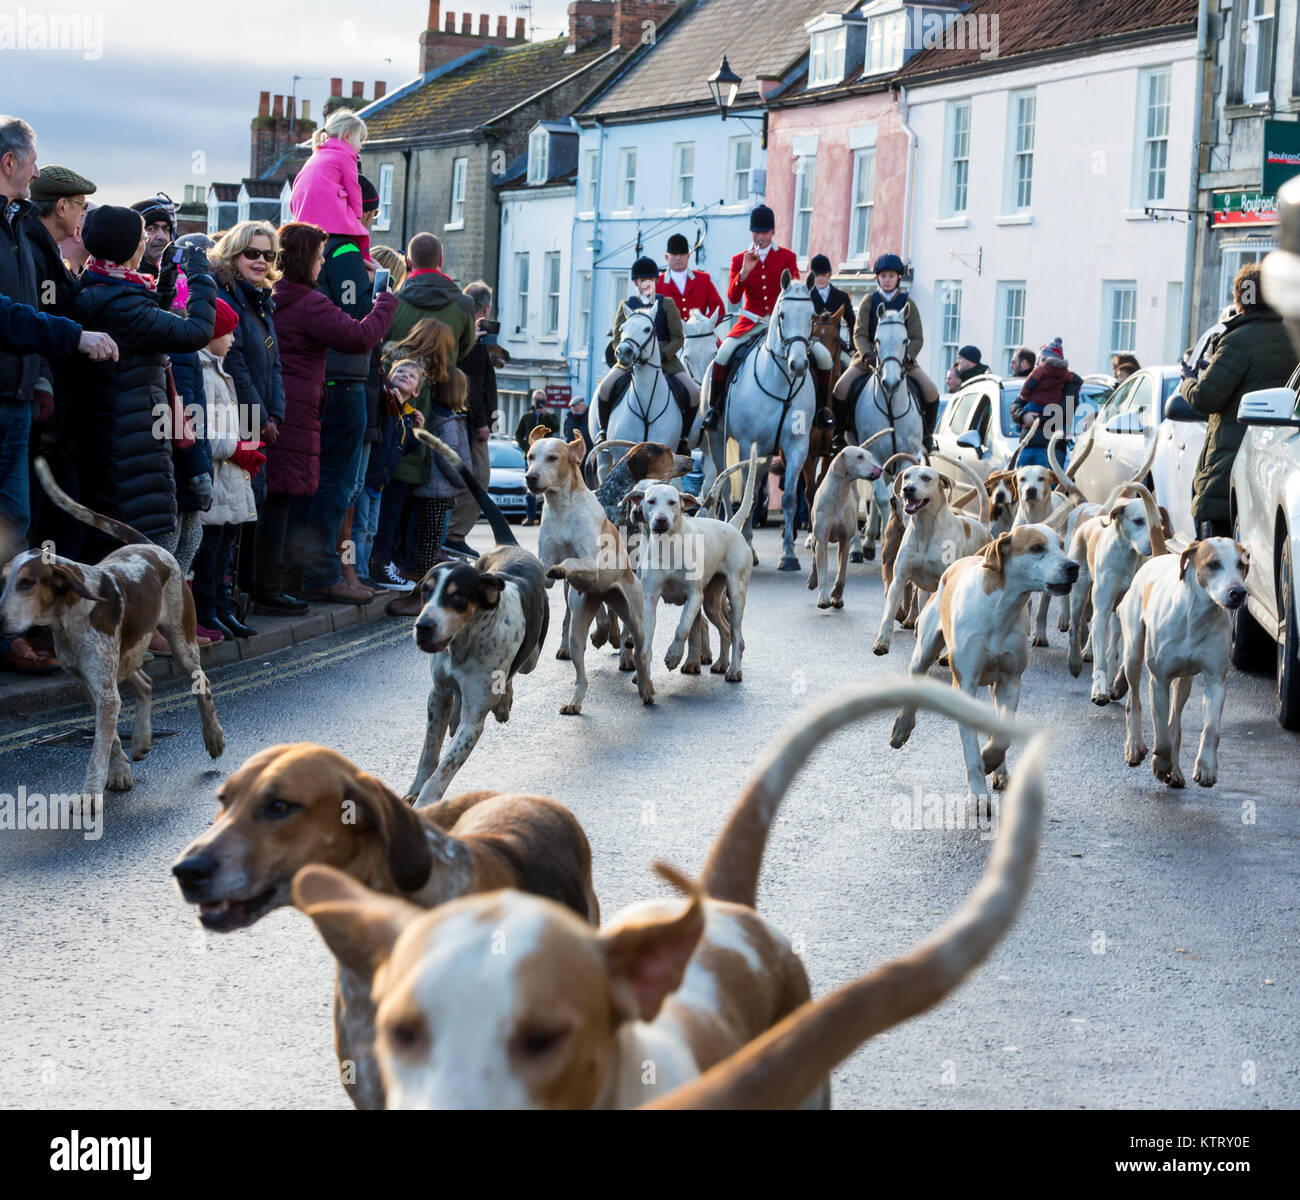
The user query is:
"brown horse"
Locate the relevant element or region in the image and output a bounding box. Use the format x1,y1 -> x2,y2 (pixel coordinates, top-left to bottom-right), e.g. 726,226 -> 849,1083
802,305 -> 846,520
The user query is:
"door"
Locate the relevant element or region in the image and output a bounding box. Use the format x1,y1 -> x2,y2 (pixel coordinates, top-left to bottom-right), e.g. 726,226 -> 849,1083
936,383 -> 992,479
1073,377 -> 1134,499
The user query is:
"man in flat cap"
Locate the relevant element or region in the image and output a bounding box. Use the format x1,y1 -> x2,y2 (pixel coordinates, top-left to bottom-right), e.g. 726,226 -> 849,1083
130,192 -> 176,277
25,165 -> 96,556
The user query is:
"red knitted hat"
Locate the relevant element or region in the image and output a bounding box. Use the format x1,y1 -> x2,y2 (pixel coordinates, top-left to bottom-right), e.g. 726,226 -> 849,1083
212,297 -> 239,340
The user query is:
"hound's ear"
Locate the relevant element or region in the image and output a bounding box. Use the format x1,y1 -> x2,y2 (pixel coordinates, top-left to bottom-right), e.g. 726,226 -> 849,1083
477,573 -> 506,608
52,562 -> 107,602
937,473 -> 954,492
1179,541 -> 1201,581
567,433 -> 587,462
344,770 -> 433,893
831,451 -> 851,477
292,865 -> 424,981
1238,543 -> 1251,578
892,471 -> 907,498
680,493 -> 701,513
1106,504 -> 1126,526
1158,506 -> 1174,538
622,487 -> 647,513
780,269 -> 792,290
528,424 -> 549,446
983,532 -> 1012,576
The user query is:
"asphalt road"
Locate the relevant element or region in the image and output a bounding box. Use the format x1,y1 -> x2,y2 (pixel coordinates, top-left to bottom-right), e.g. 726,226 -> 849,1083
1,523 -> 1296,1110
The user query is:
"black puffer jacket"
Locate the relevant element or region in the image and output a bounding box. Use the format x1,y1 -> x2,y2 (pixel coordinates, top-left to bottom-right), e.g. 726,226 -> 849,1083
0,198 -> 41,403
71,261 -> 216,543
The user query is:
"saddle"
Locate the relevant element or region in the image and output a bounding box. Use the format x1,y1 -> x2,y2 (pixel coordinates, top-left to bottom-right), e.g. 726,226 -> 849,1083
715,334 -> 764,405
599,366 -> 697,435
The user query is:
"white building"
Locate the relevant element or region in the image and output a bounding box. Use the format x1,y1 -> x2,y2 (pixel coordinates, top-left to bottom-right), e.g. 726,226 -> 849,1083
900,8 -> 1198,377
496,122 -> 580,434
566,0 -> 831,403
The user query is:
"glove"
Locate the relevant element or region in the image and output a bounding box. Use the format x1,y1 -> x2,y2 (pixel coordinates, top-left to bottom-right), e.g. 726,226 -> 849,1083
188,472 -> 214,511
181,242 -> 212,279
230,445 -> 267,477
1180,359 -> 1198,380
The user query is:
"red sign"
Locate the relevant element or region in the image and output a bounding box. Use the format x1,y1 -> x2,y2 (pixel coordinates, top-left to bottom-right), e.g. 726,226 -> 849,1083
545,384 -> 572,408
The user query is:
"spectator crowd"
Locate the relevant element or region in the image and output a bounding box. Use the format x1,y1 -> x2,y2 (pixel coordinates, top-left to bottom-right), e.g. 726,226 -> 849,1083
0,111 -> 505,674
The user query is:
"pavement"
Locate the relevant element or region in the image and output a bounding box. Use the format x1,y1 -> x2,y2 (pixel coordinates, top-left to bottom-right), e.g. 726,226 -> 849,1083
0,522 -> 1296,1110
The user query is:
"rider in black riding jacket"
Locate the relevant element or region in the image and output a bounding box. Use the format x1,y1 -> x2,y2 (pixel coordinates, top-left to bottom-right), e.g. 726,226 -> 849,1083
831,252 -> 941,450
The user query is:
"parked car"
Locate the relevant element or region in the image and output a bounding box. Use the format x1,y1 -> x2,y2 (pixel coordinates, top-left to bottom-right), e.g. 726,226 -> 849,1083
1070,365 -> 1206,535
487,437 -> 531,522
933,372 -> 1112,480
1229,372 -> 1300,729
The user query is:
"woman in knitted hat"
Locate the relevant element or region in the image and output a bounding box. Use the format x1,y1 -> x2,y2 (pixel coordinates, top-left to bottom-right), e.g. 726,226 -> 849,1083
71,204 -> 217,561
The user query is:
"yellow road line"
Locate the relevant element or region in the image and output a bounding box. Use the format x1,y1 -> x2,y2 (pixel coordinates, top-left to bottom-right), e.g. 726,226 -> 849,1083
0,622 -> 413,754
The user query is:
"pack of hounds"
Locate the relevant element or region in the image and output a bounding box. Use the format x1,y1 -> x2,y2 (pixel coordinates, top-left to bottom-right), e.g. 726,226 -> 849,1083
0,418 -> 1248,1108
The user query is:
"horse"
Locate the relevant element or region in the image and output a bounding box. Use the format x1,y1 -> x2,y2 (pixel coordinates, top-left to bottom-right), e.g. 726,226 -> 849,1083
804,305 -> 845,514
588,303 -> 698,483
681,307 -> 719,385
703,272 -> 821,572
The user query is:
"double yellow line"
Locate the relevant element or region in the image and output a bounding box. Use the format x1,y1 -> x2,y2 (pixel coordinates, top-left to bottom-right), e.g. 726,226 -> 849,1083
0,622 -> 414,756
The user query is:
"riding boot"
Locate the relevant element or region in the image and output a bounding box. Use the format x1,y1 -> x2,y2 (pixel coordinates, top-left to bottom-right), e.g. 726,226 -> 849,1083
813,368 -> 834,430
596,377 -> 617,438
831,392 -> 853,452
920,396 -> 939,453
702,361 -> 729,431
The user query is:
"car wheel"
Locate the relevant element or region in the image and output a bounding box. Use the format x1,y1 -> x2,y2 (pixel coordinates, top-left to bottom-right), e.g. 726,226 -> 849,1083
1230,509 -> 1268,671
1277,537 -> 1300,731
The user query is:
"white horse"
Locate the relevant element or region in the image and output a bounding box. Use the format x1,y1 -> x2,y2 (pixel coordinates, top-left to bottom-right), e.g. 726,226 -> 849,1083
588,303 -> 699,481
681,308 -> 719,385
853,305 -> 925,465
703,272 -> 823,571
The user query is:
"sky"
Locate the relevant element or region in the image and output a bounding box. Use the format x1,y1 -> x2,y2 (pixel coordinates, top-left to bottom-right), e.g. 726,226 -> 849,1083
2,0 -> 574,203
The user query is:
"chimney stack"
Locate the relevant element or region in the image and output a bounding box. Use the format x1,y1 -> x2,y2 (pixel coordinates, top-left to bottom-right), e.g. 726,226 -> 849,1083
250,86 -> 314,183
420,6 -> 531,74
567,1 -> 616,52
610,1 -> 677,50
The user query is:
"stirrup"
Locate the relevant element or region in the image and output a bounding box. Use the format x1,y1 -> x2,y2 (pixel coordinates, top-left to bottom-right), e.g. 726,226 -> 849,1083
701,406 -> 721,431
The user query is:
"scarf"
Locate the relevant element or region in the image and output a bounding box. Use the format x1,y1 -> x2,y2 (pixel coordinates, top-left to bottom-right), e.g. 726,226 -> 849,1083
86,257 -> 157,290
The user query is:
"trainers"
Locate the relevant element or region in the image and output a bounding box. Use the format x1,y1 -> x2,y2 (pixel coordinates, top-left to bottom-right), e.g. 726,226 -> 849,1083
377,562 -> 411,590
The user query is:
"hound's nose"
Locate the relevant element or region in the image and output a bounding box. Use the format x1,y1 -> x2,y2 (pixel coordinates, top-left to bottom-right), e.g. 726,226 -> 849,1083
902,487 -> 916,498
1064,560 -> 1080,582
1226,585 -> 1247,609
1024,488 -> 1038,501
867,467 -> 882,481
172,853 -> 217,891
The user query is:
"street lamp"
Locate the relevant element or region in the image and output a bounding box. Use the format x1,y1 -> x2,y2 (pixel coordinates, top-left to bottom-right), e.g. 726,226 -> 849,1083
707,55 -> 742,120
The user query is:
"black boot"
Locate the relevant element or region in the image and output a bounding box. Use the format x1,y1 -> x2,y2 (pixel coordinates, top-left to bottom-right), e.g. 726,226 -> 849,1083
921,397 -> 939,453
701,361 -> 729,431
216,588 -> 259,638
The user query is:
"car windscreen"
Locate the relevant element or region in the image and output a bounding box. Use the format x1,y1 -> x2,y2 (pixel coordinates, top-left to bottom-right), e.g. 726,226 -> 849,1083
489,442 -> 526,470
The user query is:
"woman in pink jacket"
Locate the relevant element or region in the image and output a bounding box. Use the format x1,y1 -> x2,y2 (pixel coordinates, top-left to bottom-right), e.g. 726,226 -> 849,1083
289,109 -> 372,262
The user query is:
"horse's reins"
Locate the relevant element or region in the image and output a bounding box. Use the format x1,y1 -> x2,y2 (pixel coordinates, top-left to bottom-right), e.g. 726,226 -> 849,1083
617,316 -> 671,441
748,295 -> 814,455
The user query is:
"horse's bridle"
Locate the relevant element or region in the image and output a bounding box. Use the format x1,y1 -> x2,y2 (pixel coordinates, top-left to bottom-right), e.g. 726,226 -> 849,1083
615,313 -> 670,439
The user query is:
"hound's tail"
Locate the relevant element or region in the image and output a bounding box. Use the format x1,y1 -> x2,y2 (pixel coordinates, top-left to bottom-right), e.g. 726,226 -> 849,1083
728,443 -> 760,531
413,430 -> 517,549
1047,434 -> 1087,503
656,678 -> 1044,1109
931,452 -> 991,526
34,456 -> 149,546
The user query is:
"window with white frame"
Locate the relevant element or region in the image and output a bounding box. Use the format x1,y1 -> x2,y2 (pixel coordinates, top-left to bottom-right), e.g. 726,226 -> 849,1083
576,270 -> 592,347
935,280 -> 962,380
865,10 -> 906,74
809,23 -> 847,86
1137,68 -> 1171,205
544,251 -> 561,336
994,282 -> 1027,374
1006,90 -> 1035,212
850,147 -> 875,260
374,163 -> 394,231
514,252 -> 529,335
728,136 -> 753,203
583,149 -> 598,210
618,146 -> 637,208
793,153 -> 816,259
527,129 -> 548,185
1244,0 -> 1276,103
945,100 -> 971,217
448,157 -> 467,228
1101,281 -> 1138,370
673,142 -> 695,207
1219,241 -> 1275,312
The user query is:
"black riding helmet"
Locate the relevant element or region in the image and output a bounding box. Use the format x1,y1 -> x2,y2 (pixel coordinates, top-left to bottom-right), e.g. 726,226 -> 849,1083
630,256 -> 659,280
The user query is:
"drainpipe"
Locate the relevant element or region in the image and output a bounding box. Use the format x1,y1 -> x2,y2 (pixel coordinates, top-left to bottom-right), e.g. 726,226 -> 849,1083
400,147 -> 413,247
1181,0 -> 1211,347
584,118 -> 608,402
894,84 -> 919,272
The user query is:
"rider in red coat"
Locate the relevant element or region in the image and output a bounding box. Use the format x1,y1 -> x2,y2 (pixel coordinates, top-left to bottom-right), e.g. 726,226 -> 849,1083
702,205 -> 828,430
657,232 -> 725,324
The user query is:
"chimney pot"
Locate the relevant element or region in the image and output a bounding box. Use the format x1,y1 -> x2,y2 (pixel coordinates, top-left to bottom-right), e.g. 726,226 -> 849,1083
427,0 -> 440,29
515,16 -> 525,38
374,81 -> 387,99
301,99 -> 311,121
497,14 -> 507,37
330,77 -> 343,96
445,11 -> 455,32
257,90 -> 270,118
349,80 -> 361,98
461,13 -> 472,34
481,13 -> 491,36
271,94 -> 284,118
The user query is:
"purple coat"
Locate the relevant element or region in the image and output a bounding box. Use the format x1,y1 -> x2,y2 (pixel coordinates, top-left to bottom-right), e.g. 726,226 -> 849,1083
268,280 -> 396,496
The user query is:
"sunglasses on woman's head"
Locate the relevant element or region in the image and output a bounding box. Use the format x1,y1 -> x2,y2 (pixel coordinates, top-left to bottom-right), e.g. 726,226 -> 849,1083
240,247 -> 276,263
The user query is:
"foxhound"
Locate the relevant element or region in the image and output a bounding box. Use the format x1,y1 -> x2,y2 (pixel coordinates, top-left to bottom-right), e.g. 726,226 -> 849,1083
890,518 -> 1078,801
172,743 -> 598,1109
291,679 -> 1044,1109
0,459 -> 223,794
1117,538 -> 1249,789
